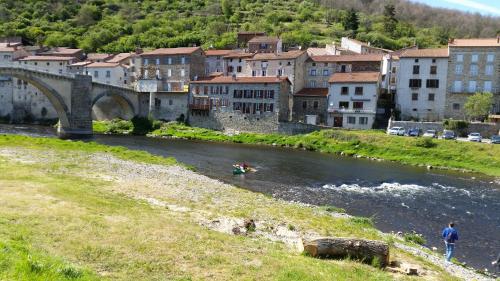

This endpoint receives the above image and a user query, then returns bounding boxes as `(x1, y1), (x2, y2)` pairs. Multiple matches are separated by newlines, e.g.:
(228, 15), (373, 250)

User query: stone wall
(292, 95), (327, 124)
(388, 119), (500, 137)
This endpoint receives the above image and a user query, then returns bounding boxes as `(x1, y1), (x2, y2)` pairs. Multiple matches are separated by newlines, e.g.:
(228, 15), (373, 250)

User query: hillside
(0, 0), (498, 53)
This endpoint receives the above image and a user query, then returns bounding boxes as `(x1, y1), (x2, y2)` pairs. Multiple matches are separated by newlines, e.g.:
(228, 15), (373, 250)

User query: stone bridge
(0, 66), (142, 138)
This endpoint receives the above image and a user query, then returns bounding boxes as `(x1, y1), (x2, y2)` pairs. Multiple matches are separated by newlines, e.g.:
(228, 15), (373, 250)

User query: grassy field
(94, 120), (500, 177)
(0, 134), (459, 280)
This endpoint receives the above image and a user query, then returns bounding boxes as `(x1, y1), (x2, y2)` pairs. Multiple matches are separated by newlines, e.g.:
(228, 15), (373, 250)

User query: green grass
(0, 135), (459, 280)
(94, 120), (500, 177)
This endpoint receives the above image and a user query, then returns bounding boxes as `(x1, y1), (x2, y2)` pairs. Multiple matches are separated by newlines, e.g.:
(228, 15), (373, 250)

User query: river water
(1, 124), (499, 269)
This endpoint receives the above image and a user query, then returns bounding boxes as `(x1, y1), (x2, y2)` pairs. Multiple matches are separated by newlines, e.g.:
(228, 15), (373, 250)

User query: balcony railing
(189, 103), (210, 110)
(327, 107), (376, 114)
(450, 87), (499, 94)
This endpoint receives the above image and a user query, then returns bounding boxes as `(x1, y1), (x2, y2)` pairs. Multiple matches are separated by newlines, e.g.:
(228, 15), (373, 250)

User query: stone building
(189, 76), (291, 133)
(223, 52), (255, 76)
(244, 50), (308, 95)
(292, 88), (328, 125)
(396, 48), (449, 121)
(204, 49), (234, 75)
(38, 47), (85, 61)
(305, 54), (383, 89)
(237, 31), (266, 48)
(340, 37), (392, 55)
(248, 36), (282, 54)
(327, 72), (380, 129)
(17, 56), (77, 75)
(445, 38), (500, 119)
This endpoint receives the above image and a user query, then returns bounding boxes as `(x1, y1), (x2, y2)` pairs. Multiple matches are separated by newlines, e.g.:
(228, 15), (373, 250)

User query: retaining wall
(388, 119), (500, 137)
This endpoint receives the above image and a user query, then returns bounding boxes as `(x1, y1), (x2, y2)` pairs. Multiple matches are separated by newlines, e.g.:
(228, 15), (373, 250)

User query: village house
(86, 53), (114, 62)
(445, 38), (500, 119)
(223, 52), (255, 76)
(189, 76), (292, 133)
(327, 72), (380, 129)
(395, 48), (449, 121)
(17, 56), (76, 75)
(67, 61), (91, 75)
(244, 50), (308, 96)
(204, 49), (234, 75)
(340, 37), (392, 55)
(85, 62), (130, 87)
(107, 52), (139, 84)
(237, 31), (266, 48)
(37, 47), (85, 61)
(248, 36), (282, 54)
(292, 88), (328, 125)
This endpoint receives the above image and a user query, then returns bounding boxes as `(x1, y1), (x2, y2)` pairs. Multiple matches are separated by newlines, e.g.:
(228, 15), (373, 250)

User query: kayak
(232, 163), (256, 175)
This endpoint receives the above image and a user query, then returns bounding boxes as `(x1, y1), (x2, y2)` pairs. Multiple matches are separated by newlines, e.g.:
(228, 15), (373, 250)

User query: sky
(410, 0), (500, 16)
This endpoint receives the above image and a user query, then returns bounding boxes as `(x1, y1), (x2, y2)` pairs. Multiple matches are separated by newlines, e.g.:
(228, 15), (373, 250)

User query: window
(339, 101), (349, 108)
(340, 65), (346, 72)
(233, 90), (242, 98)
(428, 93), (435, 101)
(252, 70), (256, 77)
(430, 65), (437, 74)
(414, 59), (419, 63)
(359, 117), (368, 125)
(309, 80), (316, 87)
(156, 58), (160, 65)
(277, 69), (282, 76)
(312, 63), (316, 66)
(323, 69), (329, 76)
(58, 69), (63, 74)
(409, 79), (421, 88)
(237, 66), (242, 73)
(181, 57), (186, 64)
(347, 116), (356, 124)
(167, 69), (172, 77)
(264, 103), (274, 112)
(456, 54), (463, 62)
(154, 98), (161, 108)
(167, 57), (172, 65)
(354, 87), (363, 95)
(426, 79), (439, 88)
(413, 65), (420, 74)
(106, 70), (111, 78)
(432, 59), (436, 63)
(353, 102), (363, 109)
(487, 54), (495, 62)
(391, 67), (396, 73)
(485, 65), (493, 76)
(310, 69), (317, 76)
(484, 81), (492, 92)
(341, 87), (349, 95)
(453, 103), (460, 110)
(144, 58), (149, 65)
(302, 101), (307, 109)
(453, 81), (462, 92)
(455, 64), (463, 74)
(94, 71), (99, 78)
(313, 101), (319, 109)
(169, 99), (173, 106)
(470, 64), (478, 76)
(412, 93), (418, 101)
(181, 69), (185, 77)
(471, 54), (478, 62)
(468, 81), (476, 92)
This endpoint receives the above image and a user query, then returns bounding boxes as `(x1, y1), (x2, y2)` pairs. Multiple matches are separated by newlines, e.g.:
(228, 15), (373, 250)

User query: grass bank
(0, 135), (459, 280)
(94, 120), (500, 177)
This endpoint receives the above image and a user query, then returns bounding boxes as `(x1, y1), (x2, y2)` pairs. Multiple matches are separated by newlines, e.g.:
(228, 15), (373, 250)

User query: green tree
(221, 0), (233, 20)
(383, 4), (398, 37)
(464, 92), (494, 121)
(342, 9), (359, 33)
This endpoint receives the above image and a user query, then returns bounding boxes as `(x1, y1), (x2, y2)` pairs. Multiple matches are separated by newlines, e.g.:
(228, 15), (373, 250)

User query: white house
(84, 62), (130, 87)
(17, 56), (76, 75)
(341, 37), (391, 55)
(204, 49), (234, 75)
(327, 72), (380, 129)
(395, 48), (449, 121)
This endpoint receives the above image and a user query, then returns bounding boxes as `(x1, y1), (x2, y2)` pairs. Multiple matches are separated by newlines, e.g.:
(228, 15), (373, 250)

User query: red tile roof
(19, 56), (75, 61)
(449, 38), (500, 47)
(87, 53), (113, 60)
(400, 48), (448, 58)
(85, 62), (122, 68)
(294, 88), (328, 97)
(248, 36), (280, 43)
(141, 47), (201, 56)
(39, 48), (82, 55)
(204, 49), (234, 56)
(310, 54), (383, 62)
(329, 72), (380, 83)
(106, 52), (135, 63)
(191, 76), (290, 84)
(247, 50), (306, 61)
(223, 52), (255, 59)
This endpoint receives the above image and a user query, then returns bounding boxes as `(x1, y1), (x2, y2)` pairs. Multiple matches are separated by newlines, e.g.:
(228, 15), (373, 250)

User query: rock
(426, 165), (433, 170)
(244, 219), (256, 232)
(232, 227), (241, 235)
(404, 266), (419, 276)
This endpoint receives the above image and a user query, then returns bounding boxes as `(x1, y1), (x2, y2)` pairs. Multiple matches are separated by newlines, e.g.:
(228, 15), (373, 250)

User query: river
(1, 124), (499, 270)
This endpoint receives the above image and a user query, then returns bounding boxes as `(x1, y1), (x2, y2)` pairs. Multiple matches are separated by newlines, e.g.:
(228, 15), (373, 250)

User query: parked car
(467, 132), (482, 142)
(388, 127), (405, 136)
(491, 135), (500, 144)
(442, 130), (457, 140)
(407, 128), (422, 137)
(423, 130), (438, 138)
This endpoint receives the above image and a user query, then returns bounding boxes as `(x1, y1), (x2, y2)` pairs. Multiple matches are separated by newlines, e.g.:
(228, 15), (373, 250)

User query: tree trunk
(303, 238), (390, 268)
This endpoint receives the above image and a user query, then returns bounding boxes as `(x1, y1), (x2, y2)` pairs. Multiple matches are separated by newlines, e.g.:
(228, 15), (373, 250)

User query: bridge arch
(5, 72), (72, 130)
(91, 90), (137, 120)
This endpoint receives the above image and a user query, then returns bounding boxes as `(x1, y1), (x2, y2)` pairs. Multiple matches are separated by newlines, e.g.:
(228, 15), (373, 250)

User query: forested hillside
(0, 0), (498, 53)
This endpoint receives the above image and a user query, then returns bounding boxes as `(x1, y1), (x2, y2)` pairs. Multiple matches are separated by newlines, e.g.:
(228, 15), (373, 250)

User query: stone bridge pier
(58, 74), (93, 138)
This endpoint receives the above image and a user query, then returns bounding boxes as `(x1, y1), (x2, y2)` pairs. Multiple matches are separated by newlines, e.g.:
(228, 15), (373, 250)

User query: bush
(131, 116), (155, 135)
(403, 232), (426, 245)
(443, 119), (469, 137)
(415, 137), (436, 148)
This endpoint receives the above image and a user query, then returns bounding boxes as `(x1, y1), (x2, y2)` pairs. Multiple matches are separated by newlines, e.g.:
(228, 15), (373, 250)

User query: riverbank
(0, 134), (482, 280)
(94, 120), (500, 177)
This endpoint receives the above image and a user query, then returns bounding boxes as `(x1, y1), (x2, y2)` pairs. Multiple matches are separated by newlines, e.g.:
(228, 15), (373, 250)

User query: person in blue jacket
(442, 222), (459, 263)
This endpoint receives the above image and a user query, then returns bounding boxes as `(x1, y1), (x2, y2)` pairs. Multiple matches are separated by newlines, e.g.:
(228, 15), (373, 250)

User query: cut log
(303, 238), (390, 268)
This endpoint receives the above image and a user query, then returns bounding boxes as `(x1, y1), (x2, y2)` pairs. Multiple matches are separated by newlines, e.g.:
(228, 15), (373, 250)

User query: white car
(423, 130), (438, 138)
(388, 127), (406, 136)
(467, 132), (482, 142)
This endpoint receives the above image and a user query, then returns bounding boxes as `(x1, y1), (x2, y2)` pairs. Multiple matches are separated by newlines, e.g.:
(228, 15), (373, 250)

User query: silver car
(467, 132), (482, 142)
(388, 127), (406, 136)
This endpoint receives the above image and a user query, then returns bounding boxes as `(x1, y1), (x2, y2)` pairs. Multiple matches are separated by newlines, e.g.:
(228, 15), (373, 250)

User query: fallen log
(303, 238), (390, 268)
